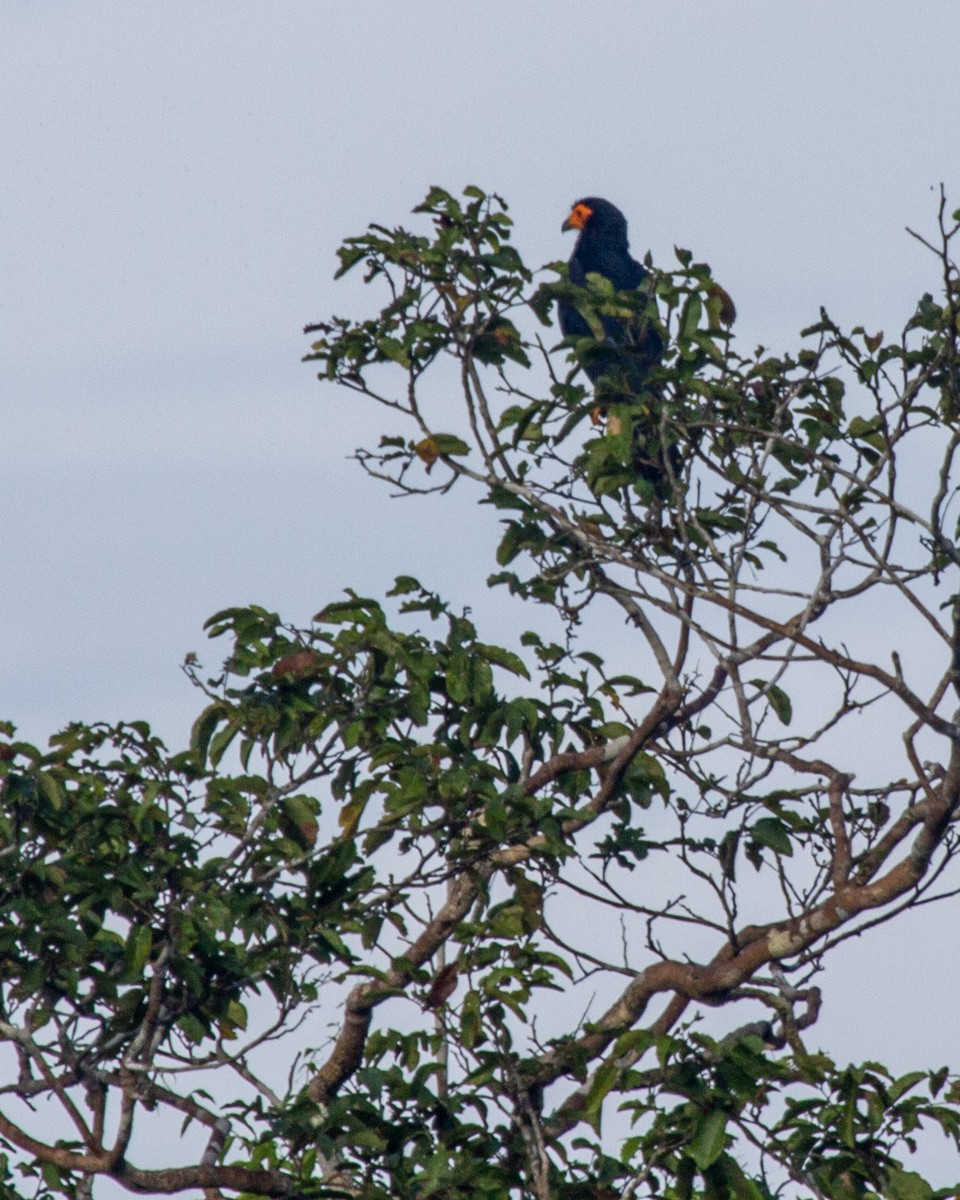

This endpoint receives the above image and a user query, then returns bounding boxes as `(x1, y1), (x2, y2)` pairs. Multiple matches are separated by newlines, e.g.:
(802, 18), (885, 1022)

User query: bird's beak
(562, 203), (591, 233)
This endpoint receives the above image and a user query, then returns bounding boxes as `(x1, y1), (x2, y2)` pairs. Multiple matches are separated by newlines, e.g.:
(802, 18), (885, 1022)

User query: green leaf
(41, 1163), (62, 1190)
(334, 243), (368, 279)
(888, 1070), (927, 1101)
(688, 1108), (728, 1170)
(679, 292), (703, 342)
(477, 643), (530, 680)
(751, 679), (792, 725)
(428, 433), (471, 457)
(339, 795), (368, 838)
(583, 1062), (619, 1132)
(483, 793), (508, 840)
(712, 1153), (767, 1200)
(461, 990), (482, 1049)
(36, 770), (65, 809)
(839, 1082), (857, 1147)
(750, 817), (793, 856)
(389, 575), (422, 595)
(445, 653), (470, 703)
(177, 1013), (207, 1044)
(222, 1000), (249, 1038)
(848, 414), (886, 452)
(190, 703), (225, 766)
(886, 1169), (934, 1200)
(281, 795), (319, 848)
(612, 1028), (655, 1059)
(123, 924), (152, 981)
(208, 722), (239, 769)
(377, 336), (410, 367)
(766, 683), (792, 725)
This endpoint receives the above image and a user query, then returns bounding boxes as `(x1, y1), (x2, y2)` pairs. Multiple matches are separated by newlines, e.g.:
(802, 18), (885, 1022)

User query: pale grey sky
(3, 2), (960, 1183)
(4, 3), (957, 741)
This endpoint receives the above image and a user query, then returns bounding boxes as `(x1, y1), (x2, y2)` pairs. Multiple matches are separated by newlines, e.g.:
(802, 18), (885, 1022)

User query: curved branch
(533, 731), (960, 1135)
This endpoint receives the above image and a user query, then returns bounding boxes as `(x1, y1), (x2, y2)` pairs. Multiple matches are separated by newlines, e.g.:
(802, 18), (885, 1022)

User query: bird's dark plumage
(559, 197), (672, 492)
(562, 198), (643, 292)
(558, 197), (659, 388)
(559, 198), (647, 352)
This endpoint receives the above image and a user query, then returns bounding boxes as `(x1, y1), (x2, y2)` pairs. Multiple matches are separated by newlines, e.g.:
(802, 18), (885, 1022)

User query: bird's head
(561, 197), (629, 240)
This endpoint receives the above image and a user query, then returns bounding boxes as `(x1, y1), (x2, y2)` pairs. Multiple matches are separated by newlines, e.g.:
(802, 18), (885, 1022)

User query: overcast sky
(4, 2), (960, 1184)
(5, 1), (959, 743)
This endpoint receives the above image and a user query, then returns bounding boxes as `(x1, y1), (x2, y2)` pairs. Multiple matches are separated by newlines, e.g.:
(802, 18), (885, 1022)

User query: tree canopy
(2, 185), (960, 1199)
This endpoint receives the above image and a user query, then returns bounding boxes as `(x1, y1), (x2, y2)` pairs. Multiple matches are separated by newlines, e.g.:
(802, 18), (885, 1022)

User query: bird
(560, 199), (645, 325)
(558, 197), (661, 390)
(559, 197), (668, 489)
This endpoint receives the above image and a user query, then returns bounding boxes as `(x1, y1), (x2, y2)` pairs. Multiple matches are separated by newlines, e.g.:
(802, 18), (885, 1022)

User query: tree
(2, 185), (960, 1200)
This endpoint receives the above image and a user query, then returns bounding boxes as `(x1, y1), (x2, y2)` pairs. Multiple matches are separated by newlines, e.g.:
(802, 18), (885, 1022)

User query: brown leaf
(707, 282), (737, 326)
(576, 515), (604, 541)
(424, 961), (459, 1010)
(414, 436), (440, 471)
(272, 649), (323, 681)
(514, 873), (544, 931)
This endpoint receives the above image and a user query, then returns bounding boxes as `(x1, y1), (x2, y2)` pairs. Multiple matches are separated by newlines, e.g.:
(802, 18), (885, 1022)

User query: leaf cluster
(3, 189), (960, 1198)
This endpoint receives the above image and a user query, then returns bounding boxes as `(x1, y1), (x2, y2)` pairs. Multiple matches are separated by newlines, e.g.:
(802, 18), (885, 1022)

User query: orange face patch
(562, 202), (594, 232)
